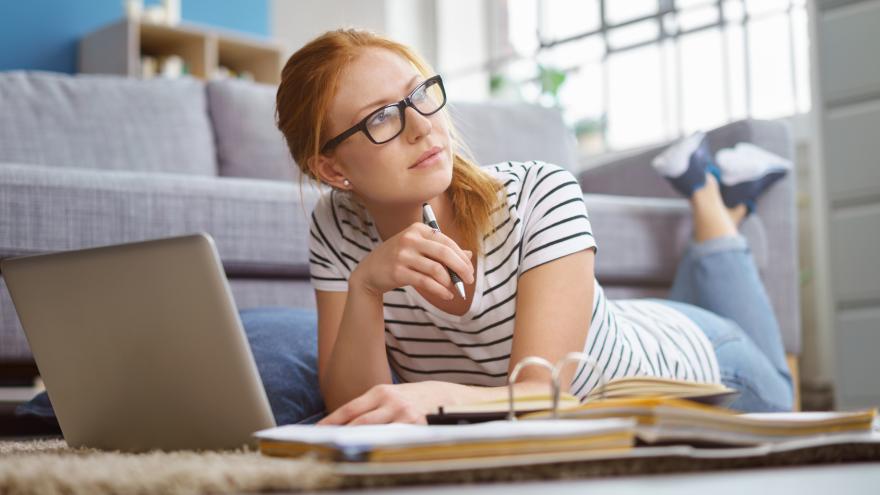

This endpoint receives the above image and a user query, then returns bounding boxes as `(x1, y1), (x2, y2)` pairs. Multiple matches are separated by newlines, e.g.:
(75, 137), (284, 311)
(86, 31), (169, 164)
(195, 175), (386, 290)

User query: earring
(342, 179), (351, 188)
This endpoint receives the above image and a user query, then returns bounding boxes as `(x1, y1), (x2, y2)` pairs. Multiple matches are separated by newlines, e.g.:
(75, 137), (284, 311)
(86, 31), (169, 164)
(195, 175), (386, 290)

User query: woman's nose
(403, 105), (432, 143)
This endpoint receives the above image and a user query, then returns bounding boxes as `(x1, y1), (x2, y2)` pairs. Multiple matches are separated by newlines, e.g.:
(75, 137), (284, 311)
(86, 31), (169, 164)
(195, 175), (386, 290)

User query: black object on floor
(0, 402), (62, 438)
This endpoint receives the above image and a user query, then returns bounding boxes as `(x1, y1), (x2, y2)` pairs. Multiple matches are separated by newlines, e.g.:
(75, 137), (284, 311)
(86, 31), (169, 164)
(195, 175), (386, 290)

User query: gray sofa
(0, 72), (800, 387)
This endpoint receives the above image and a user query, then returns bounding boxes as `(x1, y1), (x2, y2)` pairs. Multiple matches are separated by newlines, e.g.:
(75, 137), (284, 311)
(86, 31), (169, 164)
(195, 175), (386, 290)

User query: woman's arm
(315, 222), (474, 414)
(318, 248), (596, 425)
(316, 284), (391, 413)
(507, 247), (596, 394)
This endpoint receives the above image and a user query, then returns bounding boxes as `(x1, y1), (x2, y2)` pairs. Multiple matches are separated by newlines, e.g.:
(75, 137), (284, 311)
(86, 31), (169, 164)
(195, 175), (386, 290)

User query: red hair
(275, 29), (502, 254)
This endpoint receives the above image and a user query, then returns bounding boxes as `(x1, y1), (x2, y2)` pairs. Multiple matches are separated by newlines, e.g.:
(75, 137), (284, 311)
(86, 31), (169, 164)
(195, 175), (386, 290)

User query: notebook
(254, 418), (637, 462)
(522, 396), (878, 446)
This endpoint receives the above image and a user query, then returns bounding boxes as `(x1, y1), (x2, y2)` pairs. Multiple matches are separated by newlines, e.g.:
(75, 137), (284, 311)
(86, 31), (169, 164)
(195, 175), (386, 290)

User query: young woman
(269, 29), (794, 425)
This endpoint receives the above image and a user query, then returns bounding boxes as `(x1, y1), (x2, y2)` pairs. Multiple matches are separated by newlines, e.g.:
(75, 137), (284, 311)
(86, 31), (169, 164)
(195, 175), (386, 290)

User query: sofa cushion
(0, 163), (319, 275)
(449, 101), (580, 170)
(0, 71), (216, 176)
(207, 79), (300, 181)
(583, 193), (768, 285)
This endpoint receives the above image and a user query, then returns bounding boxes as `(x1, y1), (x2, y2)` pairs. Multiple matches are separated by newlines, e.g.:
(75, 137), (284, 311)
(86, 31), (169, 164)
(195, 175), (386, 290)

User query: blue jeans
(653, 234), (794, 412)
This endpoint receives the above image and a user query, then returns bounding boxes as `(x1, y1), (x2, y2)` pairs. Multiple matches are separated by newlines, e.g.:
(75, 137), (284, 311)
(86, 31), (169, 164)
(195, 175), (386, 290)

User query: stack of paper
(254, 418), (636, 462)
(523, 397), (878, 446)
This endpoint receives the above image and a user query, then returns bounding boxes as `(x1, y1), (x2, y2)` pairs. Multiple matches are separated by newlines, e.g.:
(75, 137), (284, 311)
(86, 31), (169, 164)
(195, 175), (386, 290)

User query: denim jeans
(653, 234), (794, 412)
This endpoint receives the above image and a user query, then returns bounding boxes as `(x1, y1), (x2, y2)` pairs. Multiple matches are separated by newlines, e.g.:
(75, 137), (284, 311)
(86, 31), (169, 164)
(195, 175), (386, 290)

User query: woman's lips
(410, 146), (443, 169)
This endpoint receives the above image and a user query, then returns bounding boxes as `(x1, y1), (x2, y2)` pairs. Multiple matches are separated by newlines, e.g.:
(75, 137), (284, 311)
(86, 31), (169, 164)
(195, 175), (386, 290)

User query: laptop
(0, 233), (276, 451)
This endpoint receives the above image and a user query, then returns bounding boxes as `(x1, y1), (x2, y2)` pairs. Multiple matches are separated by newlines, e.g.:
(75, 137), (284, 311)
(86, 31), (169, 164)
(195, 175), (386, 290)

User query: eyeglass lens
(364, 78), (445, 143)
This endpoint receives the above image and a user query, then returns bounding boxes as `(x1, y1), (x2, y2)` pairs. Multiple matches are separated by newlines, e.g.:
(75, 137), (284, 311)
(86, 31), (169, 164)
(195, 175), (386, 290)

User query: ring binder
(507, 352), (608, 420)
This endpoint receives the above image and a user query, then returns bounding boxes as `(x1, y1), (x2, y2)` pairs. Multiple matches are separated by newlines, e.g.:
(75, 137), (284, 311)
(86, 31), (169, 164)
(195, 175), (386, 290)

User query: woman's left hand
(317, 381), (463, 426)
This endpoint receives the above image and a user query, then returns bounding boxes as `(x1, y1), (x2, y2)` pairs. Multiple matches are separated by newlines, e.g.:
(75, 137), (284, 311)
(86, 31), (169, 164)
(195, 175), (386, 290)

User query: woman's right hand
(350, 222), (474, 300)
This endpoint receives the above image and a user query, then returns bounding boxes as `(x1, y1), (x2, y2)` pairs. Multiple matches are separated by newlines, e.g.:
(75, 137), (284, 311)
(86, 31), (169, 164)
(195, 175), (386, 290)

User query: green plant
(537, 65), (567, 105)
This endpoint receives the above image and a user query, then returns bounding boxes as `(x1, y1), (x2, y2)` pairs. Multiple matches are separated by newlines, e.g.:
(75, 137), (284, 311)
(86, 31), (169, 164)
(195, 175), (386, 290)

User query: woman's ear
(310, 154), (350, 190)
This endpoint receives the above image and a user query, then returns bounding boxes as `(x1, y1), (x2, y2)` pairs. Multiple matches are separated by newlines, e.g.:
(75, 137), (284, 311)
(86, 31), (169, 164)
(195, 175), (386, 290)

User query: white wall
(271, 0), (389, 57)
(270, 0), (491, 100)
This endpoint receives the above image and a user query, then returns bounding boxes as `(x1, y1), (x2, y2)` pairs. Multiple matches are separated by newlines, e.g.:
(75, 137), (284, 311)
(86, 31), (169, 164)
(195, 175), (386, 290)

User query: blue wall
(0, 0), (269, 73)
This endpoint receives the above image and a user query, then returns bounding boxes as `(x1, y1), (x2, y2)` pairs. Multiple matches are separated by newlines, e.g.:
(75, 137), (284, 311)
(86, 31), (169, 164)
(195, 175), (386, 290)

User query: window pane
(507, 0), (539, 56)
(542, 0), (600, 39)
(538, 36), (605, 68)
(677, 0), (715, 8)
(791, 6), (811, 114)
(661, 39), (679, 139)
(607, 45), (665, 149)
(607, 19), (660, 51)
(724, 22), (748, 120)
(447, 72), (490, 102)
(745, 0), (789, 16)
(679, 28), (727, 133)
(723, 0), (745, 22)
(677, 5), (720, 31)
(748, 14), (795, 118)
(605, 0), (658, 25)
(558, 61), (604, 121)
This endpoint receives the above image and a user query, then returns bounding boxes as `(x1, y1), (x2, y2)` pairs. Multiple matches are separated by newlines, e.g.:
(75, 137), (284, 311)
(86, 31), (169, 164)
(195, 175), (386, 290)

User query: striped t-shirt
(308, 161), (720, 400)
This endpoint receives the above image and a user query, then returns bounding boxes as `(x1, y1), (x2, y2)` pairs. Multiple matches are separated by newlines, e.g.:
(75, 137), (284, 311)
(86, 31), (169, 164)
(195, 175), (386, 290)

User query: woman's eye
(371, 110), (387, 124)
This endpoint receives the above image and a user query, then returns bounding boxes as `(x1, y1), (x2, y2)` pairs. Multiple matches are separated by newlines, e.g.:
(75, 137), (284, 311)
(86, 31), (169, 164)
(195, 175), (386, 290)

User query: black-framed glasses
(321, 75), (446, 153)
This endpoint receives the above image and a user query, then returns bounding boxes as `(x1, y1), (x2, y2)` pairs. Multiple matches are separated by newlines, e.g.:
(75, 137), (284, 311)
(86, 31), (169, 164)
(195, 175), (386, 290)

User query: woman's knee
(716, 338), (794, 412)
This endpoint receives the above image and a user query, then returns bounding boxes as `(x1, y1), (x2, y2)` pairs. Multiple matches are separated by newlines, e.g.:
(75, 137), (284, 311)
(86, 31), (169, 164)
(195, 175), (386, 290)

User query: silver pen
(421, 203), (467, 299)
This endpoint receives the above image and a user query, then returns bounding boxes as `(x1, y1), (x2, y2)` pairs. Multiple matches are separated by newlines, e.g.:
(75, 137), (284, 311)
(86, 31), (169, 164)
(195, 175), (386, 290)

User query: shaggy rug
(2, 436), (880, 494)
(0, 438), (340, 494)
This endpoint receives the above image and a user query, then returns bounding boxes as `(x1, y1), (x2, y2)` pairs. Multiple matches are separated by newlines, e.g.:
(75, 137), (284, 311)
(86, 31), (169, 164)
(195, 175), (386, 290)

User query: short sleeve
(308, 197), (350, 292)
(518, 162), (597, 275)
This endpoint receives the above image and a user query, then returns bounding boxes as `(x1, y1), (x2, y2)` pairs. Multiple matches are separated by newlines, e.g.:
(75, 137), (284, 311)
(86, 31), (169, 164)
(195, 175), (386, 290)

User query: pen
(421, 203), (467, 299)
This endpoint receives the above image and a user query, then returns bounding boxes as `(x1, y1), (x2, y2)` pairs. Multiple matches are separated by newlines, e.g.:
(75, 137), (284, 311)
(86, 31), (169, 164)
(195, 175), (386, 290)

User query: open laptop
(0, 233), (276, 451)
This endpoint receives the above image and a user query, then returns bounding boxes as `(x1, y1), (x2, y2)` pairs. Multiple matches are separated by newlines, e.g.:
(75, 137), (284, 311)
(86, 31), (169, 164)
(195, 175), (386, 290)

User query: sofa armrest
(576, 119), (801, 355)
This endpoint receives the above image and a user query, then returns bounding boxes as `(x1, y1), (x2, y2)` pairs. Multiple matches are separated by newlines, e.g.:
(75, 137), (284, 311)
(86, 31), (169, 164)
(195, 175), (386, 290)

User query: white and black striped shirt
(309, 161), (720, 399)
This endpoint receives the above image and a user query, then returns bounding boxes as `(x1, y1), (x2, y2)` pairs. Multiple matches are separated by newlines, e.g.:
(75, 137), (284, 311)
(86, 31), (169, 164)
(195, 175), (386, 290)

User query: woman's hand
(350, 222), (474, 301)
(317, 381), (462, 426)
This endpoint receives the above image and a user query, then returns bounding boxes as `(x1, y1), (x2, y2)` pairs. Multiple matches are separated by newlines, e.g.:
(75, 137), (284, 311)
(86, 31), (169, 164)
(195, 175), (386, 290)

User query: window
(470, 0), (811, 153)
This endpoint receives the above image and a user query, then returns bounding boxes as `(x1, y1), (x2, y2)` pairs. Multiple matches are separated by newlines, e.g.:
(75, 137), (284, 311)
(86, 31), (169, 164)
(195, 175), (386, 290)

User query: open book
(428, 352), (738, 424)
(584, 375), (739, 405)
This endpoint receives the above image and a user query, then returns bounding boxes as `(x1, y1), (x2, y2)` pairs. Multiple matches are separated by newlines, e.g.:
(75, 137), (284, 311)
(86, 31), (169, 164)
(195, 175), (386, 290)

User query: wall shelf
(79, 18), (282, 84)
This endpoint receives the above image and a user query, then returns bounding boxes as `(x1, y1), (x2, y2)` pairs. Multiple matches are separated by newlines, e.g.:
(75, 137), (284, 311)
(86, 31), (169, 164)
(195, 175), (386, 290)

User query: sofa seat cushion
(0, 72), (217, 176)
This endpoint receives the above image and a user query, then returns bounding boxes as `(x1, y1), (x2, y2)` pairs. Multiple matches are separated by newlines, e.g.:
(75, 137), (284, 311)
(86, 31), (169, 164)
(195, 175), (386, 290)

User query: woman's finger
(346, 406), (397, 426)
(397, 265), (455, 300)
(418, 239), (474, 284)
(317, 388), (382, 425)
(416, 224), (471, 266)
(404, 251), (453, 287)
